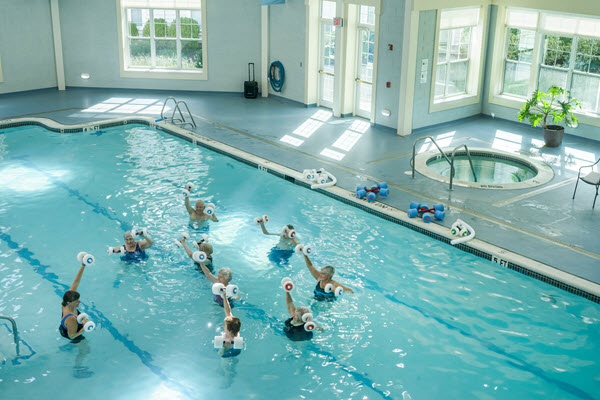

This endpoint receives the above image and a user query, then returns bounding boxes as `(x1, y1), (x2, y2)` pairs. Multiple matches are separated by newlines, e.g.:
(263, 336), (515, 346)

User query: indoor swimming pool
(0, 124), (599, 399)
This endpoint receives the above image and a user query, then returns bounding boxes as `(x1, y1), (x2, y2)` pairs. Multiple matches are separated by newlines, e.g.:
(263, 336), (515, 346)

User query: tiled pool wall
(1, 118), (598, 304)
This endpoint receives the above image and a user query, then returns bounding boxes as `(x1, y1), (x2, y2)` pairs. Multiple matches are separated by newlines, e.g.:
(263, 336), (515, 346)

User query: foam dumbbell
(205, 203), (215, 216)
(182, 182), (194, 197)
(175, 232), (191, 248)
(281, 277), (294, 292)
(294, 244), (313, 256)
(192, 251), (208, 263)
(254, 215), (269, 225)
(136, 228), (148, 237)
(226, 285), (239, 298)
(367, 192), (376, 202)
(77, 252), (95, 266)
(302, 313), (316, 332)
(212, 283), (225, 297)
(76, 313), (96, 332)
(316, 174), (327, 185)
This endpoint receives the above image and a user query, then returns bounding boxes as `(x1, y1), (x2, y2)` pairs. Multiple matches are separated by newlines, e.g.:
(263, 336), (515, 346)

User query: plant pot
(543, 125), (564, 147)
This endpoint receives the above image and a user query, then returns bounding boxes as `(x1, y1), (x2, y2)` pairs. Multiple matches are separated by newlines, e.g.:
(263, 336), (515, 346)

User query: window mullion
(566, 36), (578, 94)
(176, 10), (182, 69)
(150, 10), (156, 68)
(529, 31), (543, 96)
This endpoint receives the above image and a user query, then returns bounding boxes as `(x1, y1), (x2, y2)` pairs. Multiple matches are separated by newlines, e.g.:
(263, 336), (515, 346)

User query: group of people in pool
(60, 189), (353, 359)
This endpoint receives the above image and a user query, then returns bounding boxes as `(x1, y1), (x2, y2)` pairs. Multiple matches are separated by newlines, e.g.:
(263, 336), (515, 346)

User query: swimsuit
(283, 317), (313, 341)
(120, 243), (148, 262)
(314, 281), (335, 301)
(219, 342), (242, 358)
(214, 295), (234, 308)
(268, 247), (293, 265)
(59, 310), (85, 343)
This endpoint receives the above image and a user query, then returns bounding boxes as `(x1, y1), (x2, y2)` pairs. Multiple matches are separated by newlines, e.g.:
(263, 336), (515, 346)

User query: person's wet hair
(62, 290), (80, 307)
(225, 316), (241, 335)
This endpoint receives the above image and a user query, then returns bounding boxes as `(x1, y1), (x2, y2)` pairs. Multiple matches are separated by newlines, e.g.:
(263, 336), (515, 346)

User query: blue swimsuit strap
(61, 313), (76, 329)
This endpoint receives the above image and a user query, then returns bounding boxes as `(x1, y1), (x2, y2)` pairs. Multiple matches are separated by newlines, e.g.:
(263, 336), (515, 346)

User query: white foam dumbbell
(175, 232), (191, 248)
(182, 182), (195, 197)
(281, 277), (294, 292)
(192, 251), (208, 263)
(107, 245), (125, 255)
(212, 282), (225, 297)
(254, 215), (269, 225)
(213, 336), (244, 349)
(324, 283), (344, 296)
(294, 244), (313, 256)
(205, 203), (216, 216)
(282, 226), (296, 239)
(76, 313), (96, 332)
(226, 284), (239, 298)
(316, 174), (328, 185)
(193, 234), (209, 249)
(77, 252), (95, 266)
(334, 286), (344, 296)
(302, 313), (316, 332)
(136, 228), (149, 237)
(324, 283), (333, 293)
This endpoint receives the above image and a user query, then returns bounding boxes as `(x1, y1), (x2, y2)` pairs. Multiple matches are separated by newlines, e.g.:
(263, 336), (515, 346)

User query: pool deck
(1, 87), (599, 295)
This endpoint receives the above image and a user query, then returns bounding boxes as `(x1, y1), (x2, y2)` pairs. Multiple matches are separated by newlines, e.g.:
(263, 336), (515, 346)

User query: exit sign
(333, 17), (343, 27)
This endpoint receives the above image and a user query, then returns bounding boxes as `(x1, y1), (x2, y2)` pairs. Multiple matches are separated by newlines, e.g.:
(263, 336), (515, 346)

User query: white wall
(0, 0), (57, 94)
(58, 0), (262, 92)
(268, 1), (306, 103)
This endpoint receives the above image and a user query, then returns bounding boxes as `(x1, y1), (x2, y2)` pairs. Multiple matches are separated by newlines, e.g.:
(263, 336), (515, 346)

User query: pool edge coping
(2, 116), (599, 304)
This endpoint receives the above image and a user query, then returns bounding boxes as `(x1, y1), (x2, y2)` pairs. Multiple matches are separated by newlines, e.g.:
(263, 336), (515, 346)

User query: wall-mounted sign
(333, 17), (343, 27)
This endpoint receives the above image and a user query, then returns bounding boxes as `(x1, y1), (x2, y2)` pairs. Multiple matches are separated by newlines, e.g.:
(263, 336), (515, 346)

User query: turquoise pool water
(427, 155), (537, 184)
(0, 124), (599, 399)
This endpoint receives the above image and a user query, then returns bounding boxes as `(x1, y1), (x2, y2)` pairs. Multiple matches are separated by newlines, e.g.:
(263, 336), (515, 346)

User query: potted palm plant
(518, 85), (582, 147)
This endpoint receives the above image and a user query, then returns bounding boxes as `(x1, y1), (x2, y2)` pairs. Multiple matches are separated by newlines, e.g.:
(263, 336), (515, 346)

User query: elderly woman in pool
(303, 254), (353, 300)
(197, 262), (241, 306)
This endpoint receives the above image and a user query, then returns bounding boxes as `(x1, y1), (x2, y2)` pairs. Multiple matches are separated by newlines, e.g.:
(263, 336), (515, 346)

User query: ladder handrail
(449, 145), (478, 191)
(160, 97), (179, 122)
(160, 97), (197, 128)
(0, 315), (20, 356)
(412, 136), (452, 178)
(176, 101), (197, 128)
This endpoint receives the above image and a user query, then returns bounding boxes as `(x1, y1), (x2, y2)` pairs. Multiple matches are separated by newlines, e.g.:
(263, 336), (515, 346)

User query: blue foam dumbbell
(434, 210), (445, 220)
(367, 192), (377, 202)
(434, 204), (444, 212)
(422, 213), (433, 223)
(407, 208), (419, 218)
(379, 182), (388, 189)
(356, 189), (367, 199)
(409, 201), (420, 210)
(379, 188), (390, 196)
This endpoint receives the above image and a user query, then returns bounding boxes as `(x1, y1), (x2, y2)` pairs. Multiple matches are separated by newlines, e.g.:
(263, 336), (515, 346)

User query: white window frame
(0, 55), (3, 83)
(488, 6), (600, 127)
(116, 0), (208, 80)
(429, 5), (487, 113)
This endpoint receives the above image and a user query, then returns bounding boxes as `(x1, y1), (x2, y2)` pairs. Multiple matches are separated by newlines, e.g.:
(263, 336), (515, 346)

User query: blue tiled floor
(1, 87), (599, 286)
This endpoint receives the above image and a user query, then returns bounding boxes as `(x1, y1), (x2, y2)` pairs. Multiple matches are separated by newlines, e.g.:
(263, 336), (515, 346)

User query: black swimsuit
(283, 317), (313, 341)
(59, 309), (85, 343)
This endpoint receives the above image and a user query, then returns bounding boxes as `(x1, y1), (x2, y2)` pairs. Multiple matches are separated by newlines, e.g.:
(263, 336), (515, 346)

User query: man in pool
(256, 217), (299, 265)
(283, 290), (321, 341)
(108, 229), (153, 262)
(179, 235), (214, 272)
(185, 197), (219, 222)
(217, 295), (243, 358)
(303, 254), (353, 300)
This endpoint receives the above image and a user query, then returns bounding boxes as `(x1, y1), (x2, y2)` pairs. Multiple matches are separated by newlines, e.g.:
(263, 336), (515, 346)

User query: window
(497, 8), (600, 116)
(118, 0), (207, 79)
(435, 27), (471, 98)
(503, 28), (535, 97)
(0, 55), (3, 83)
(431, 6), (486, 109)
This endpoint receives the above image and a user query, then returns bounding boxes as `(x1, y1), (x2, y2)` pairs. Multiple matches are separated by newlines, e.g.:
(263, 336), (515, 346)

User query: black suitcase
(244, 63), (258, 99)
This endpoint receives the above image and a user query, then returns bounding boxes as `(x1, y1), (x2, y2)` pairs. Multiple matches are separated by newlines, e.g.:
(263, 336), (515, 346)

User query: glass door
(354, 6), (375, 119)
(318, 1), (336, 108)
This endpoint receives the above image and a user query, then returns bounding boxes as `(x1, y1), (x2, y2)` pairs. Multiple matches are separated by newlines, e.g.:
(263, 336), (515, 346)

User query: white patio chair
(572, 157), (600, 209)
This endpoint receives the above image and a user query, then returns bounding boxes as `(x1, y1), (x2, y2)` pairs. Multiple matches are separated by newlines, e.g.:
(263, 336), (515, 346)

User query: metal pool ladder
(159, 97), (197, 128)
(0, 315), (20, 356)
(411, 137), (477, 190)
